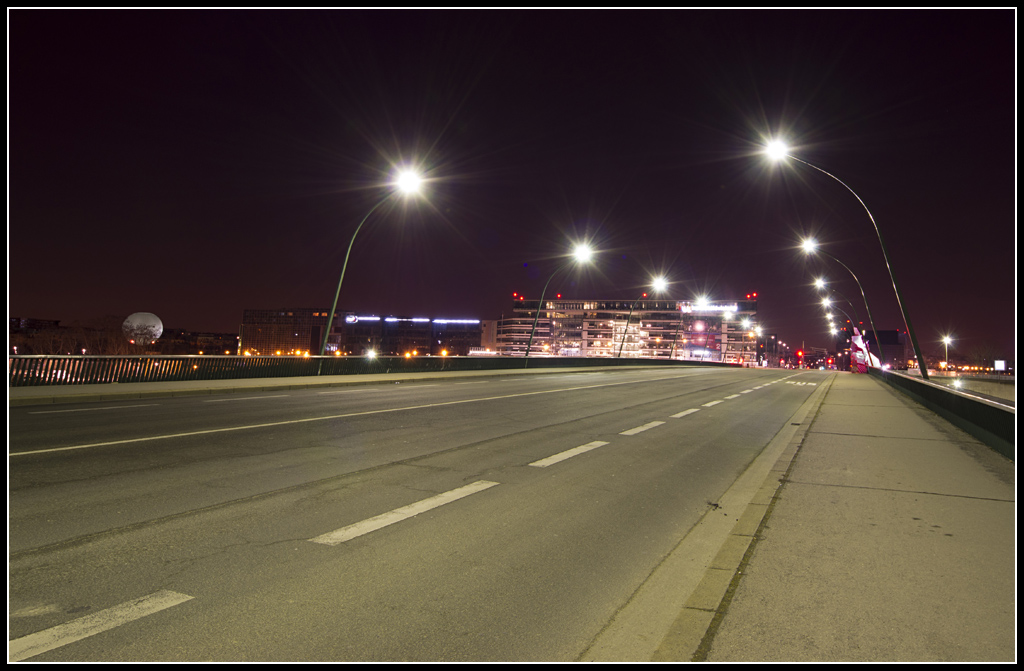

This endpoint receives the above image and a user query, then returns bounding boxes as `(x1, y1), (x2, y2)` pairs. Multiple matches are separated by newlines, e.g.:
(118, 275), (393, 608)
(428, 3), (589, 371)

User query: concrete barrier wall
(868, 368), (1015, 460)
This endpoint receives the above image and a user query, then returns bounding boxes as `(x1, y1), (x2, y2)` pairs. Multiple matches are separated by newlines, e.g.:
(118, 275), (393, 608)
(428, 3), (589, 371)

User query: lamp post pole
(770, 143), (929, 379)
(524, 269), (562, 363)
(318, 170), (423, 357)
(617, 278), (667, 358)
(319, 196), (389, 357)
(524, 245), (593, 365)
(804, 241), (882, 366)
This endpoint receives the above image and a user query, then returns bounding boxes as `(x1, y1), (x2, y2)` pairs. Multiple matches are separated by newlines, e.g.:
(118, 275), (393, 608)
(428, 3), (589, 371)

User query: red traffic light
(796, 350), (804, 357)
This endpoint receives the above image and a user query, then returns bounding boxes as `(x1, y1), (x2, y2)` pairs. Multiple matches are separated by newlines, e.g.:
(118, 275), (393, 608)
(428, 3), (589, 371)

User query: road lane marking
(724, 394), (740, 399)
(740, 389), (753, 393)
(309, 480), (500, 546)
(670, 409), (700, 418)
(10, 374), (698, 457)
(702, 400), (723, 407)
(27, 404), (160, 415)
(204, 395), (290, 402)
(620, 421), (666, 436)
(530, 441), (610, 468)
(8, 590), (194, 662)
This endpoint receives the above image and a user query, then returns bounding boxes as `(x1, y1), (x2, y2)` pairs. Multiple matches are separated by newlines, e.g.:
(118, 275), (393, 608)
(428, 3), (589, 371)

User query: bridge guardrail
(868, 367), (1015, 460)
(8, 354), (735, 388)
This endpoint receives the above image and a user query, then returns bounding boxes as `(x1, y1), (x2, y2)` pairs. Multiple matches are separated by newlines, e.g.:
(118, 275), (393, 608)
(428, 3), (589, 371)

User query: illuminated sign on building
(677, 302), (739, 314)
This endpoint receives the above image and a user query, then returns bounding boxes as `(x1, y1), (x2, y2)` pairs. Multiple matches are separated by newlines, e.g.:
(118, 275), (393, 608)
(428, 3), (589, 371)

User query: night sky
(9, 10), (1016, 360)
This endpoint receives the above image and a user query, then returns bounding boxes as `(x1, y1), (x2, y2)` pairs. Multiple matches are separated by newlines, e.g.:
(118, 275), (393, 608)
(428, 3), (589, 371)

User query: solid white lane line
(27, 404), (160, 415)
(309, 480), (500, 546)
(620, 421), (665, 436)
(529, 441), (610, 468)
(11, 374), (695, 457)
(670, 408), (700, 418)
(204, 395), (290, 403)
(8, 590), (194, 662)
(702, 400), (723, 407)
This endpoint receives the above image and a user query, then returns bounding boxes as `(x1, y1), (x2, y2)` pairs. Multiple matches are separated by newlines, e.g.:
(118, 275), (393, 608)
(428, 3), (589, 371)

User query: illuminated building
(494, 297), (762, 363)
(333, 315), (482, 357)
(238, 308), (482, 356)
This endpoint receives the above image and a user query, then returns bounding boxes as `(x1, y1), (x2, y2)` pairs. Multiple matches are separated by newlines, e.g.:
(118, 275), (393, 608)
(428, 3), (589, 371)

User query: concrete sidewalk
(657, 372), (1016, 662)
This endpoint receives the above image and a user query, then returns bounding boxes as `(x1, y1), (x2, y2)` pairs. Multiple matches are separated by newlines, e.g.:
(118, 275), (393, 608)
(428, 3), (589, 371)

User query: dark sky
(9, 9), (1017, 359)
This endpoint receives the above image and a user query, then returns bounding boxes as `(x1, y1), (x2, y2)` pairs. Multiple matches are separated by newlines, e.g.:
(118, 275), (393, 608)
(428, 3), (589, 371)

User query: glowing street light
(769, 142), (929, 379)
(318, 168), (424, 356)
(942, 335), (954, 367)
(801, 238), (882, 363)
(617, 276), (669, 358)
(524, 244), (595, 362)
(815, 277), (862, 327)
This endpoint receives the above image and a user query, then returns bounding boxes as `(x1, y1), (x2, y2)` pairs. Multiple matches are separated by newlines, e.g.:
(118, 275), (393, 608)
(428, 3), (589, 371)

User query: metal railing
(8, 354), (733, 388)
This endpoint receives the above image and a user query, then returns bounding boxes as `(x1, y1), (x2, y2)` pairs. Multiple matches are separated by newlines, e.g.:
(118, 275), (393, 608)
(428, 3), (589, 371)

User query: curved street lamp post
(769, 142), (929, 379)
(524, 245), (594, 365)
(617, 277), (668, 358)
(318, 171), (423, 357)
(802, 238), (886, 366)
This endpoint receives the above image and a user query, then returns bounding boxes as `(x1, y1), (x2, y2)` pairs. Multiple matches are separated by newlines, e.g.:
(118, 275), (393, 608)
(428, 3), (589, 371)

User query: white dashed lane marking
(309, 481), (500, 546)
(530, 441), (610, 468)
(9, 590), (195, 662)
(619, 421), (666, 436)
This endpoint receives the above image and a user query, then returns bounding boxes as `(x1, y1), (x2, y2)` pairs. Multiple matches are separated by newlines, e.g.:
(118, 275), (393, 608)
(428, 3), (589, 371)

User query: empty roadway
(10, 366), (827, 661)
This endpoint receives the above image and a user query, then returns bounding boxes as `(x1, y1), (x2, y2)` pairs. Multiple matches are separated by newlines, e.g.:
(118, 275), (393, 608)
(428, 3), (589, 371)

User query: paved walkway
(653, 372), (1016, 662)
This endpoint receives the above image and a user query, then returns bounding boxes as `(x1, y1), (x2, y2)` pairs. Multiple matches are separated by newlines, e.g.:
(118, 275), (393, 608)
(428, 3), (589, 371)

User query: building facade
(332, 315), (483, 356)
(494, 297), (762, 363)
(238, 308), (331, 356)
(238, 308), (483, 357)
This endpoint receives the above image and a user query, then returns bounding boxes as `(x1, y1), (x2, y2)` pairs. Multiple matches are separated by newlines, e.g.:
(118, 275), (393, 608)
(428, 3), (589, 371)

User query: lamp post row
(319, 144), (932, 375)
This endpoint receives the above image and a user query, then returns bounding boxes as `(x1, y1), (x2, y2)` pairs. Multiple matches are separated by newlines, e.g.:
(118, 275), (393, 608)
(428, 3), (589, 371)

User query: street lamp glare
(801, 238), (818, 254)
(765, 140), (789, 161)
(395, 170), (423, 194)
(652, 276), (669, 292)
(573, 244), (594, 263)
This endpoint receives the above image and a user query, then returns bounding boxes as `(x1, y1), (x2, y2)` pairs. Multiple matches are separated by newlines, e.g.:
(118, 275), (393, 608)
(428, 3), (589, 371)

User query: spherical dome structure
(122, 312), (164, 344)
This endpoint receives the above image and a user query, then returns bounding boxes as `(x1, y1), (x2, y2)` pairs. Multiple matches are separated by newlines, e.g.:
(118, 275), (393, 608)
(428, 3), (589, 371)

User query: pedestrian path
(654, 372), (1015, 662)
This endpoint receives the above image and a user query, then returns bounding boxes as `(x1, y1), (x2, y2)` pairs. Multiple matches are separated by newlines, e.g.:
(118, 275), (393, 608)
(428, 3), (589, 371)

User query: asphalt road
(9, 366), (829, 661)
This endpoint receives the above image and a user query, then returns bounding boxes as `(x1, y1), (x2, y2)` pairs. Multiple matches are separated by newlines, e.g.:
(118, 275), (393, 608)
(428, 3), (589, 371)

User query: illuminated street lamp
(524, 244), (594, 363)
(816, 278), (863, 329)
(318, 169), (423, 356)
(617, 276), (669, 358)
(942, 335), (954, 368)
(801, 238), (883, 363)
(769, 142), (929, 379)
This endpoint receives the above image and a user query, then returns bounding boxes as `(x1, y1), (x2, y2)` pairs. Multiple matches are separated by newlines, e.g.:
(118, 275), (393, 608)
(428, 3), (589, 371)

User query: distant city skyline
(9, 10), (1015, 358)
